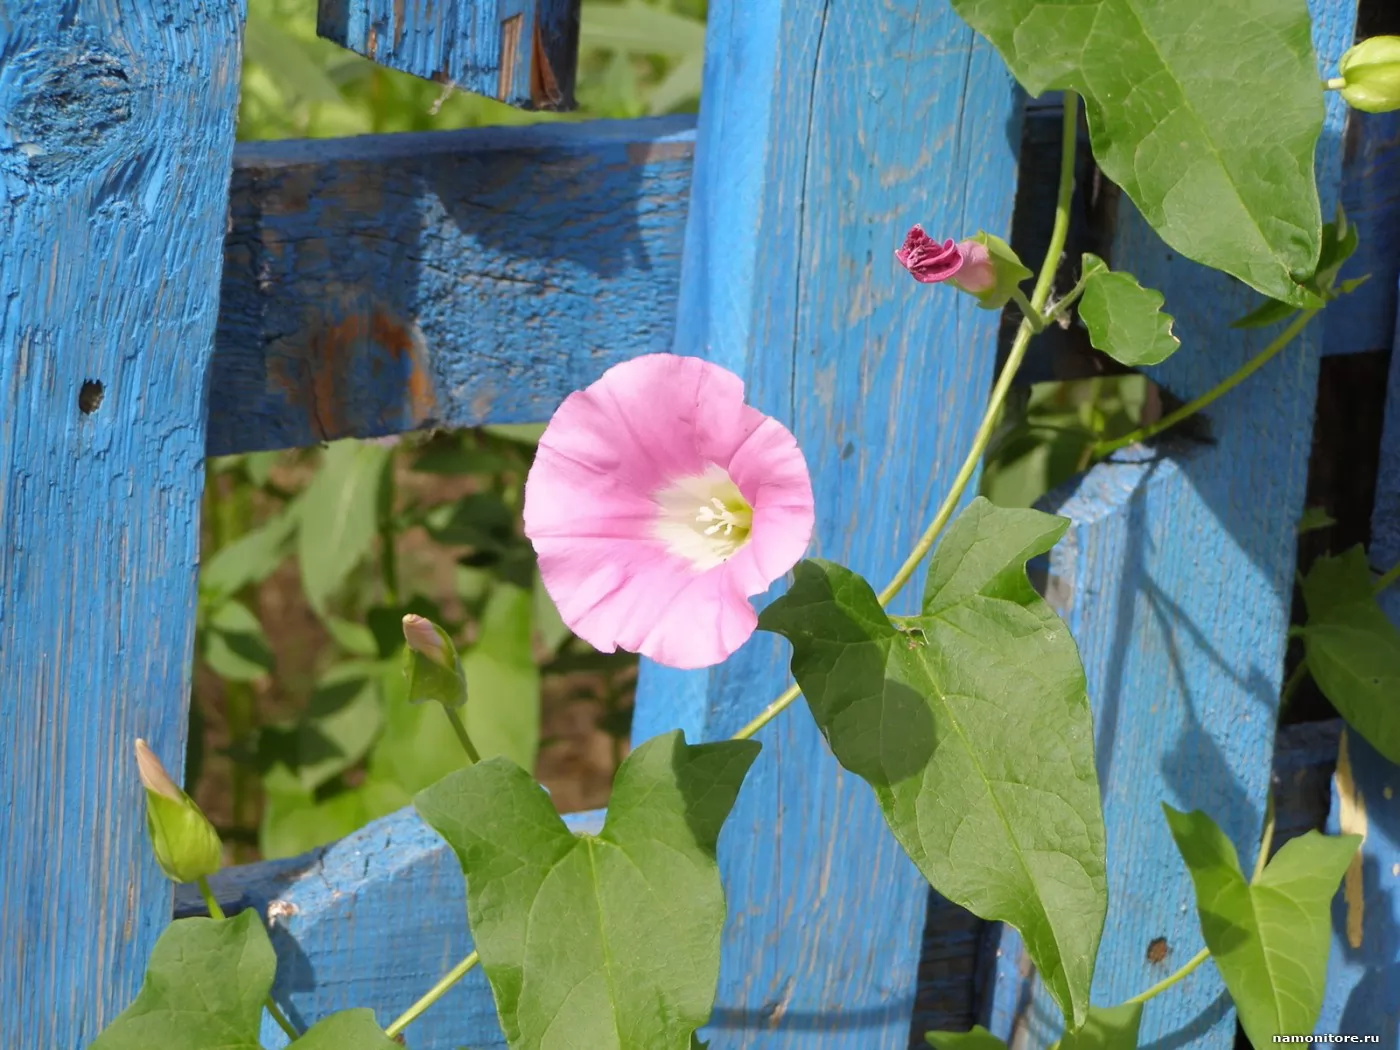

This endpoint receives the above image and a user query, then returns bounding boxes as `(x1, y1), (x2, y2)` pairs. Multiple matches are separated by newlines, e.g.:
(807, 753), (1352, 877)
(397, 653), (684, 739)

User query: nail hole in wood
(79, 379), (104, 414)
(1146, 936), (1169, 964)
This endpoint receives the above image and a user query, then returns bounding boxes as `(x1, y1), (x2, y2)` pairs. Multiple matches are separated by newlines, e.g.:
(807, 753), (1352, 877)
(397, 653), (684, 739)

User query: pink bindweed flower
(523, 354), (815, 670)
(895, 225), (965, 283)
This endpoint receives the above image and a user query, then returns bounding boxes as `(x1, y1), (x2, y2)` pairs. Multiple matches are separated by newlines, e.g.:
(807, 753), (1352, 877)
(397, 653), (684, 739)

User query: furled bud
(951, 232), (1033, 310)
(894, 226), (965, 284)
(134, 739), (222, 884)
(402, 614), (467, 709)
(1336, 36), (1400, 113)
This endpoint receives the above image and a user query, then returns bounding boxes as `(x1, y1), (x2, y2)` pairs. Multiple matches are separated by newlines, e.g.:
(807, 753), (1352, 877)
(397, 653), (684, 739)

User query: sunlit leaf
(950, 0), (1325, 306)
(203, 599), (275, 682)
(1077, 254), (1180, 366)
(416, 731), (759, 1050)
(759, 497), (1106, 1026)
(296, 439), (392, 614)
(1164, 806), (1359, 1046)
(288, 1009), (400, 1048)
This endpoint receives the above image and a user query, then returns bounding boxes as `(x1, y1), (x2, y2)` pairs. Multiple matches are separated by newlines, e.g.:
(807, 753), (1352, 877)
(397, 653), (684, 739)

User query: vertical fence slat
(1315, 284), (1400, 1048)
(982, 3), (1358, 1048)
(0, 3), (242, 1043)
(626, 1), (1023, 1045)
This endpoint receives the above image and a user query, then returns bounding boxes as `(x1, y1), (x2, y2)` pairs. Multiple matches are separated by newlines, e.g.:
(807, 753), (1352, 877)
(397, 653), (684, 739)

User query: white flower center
(652, 464), (754, 571)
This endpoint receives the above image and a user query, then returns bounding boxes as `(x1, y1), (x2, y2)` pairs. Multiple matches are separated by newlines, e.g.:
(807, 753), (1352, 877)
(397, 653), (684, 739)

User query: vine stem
(197, 877), (300, 1040)
(1375, 559), (1400, 595)
(735, 90), (1082, 743)
(1093, 308), (1320, 458)
(1122, 946), (1211, 1006)
(445, 706), (482, 764)
(384, 951), (480, 1039)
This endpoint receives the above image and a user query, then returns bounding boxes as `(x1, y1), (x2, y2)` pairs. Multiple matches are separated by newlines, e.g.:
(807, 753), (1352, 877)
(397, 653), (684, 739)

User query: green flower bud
(1336, 36), (1400, 113)
(401, 613), (467, 709)
(134, 739), (222, 884)
(951, 232), (1033, 310)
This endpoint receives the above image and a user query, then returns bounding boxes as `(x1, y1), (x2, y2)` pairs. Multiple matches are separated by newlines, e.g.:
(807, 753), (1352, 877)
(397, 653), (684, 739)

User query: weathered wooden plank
(1317, 730), (1400, 1047)
(316, 0), (579, 109)
(209, 115), (693, 456)
(173, 808), (602, 1048)
(620, 2), (1022, 1047)
(0, 3), (242, 1045)
(982, 5), (1358, 1047)
(1315, 286), (1400, 1047)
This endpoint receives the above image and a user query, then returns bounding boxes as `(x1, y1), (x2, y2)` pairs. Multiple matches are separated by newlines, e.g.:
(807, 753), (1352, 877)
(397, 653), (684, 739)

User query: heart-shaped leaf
(1300, 546), (1400, 763)
(288, 1009), (400, 1048)
(1164, 806), (1360, 1046)
(759, 497), (1106, 1026)
(1054, 1003), (1143, 1050)
(950, 0), (1325, 306)
(1077, 255), (1180, 366)
(416, 731), (760, 1050)
(90, 912), (274, 1049)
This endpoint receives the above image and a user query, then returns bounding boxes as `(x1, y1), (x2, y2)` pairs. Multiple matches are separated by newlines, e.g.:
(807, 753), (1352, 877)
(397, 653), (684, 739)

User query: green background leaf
(90, 913), (274, 1049)
(758, 498), (1106, 1026)
(1055, 1003), (1142, 1050)
(203, 599), (276, 682)
(927, 1026), (1010, 1050)
(1164, 806), (1359, 1046)
(1301, 547), (1400, 762)
(416, 731), (760, 1050)
(296, 440), (392, 613)
(949, 0), (1324, 306)
(1077, 254), (1180, 366)
(463, 583), (542, 771)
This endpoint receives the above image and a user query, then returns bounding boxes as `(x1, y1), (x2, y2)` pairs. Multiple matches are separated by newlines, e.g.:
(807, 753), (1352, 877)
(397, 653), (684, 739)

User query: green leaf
(1076, 255), (1180, 366)
(1054, 1004), (1143, 1050)
(481, 422), (547, 446)
(950, 0), (1324, 307)
(256, 662), (384, 794)
(1296, 506), (1336, 535)
(90, 912), (273, 1049)
(244, 11), (345, 104)
(1301, 547), (1400, 762)
(297, 439), (392, 614)
(203, 599), (275, 682)
(580, 1), (706, 55)
(370, 657), (474, 794)
(1231, 297), (1298, 331)
(416, 730), (760, 1050)
(648, 49), (704, 115)
(1163, 807), (1360, 1046)
(758, 497), (1106, 1026)
(325, 616), (380, 657)
(288, 1009), (401, 1048)
(201, 508), (297, 602)
(422, 492), (518, 550)
(927, 1026), (1009, 1050)
(1232, 207), (1360, 326)
(464, 584), (542, 770)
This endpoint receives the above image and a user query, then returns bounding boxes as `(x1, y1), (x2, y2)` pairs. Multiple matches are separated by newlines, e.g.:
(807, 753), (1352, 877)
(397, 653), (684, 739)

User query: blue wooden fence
(2, 1), (1398, 1048)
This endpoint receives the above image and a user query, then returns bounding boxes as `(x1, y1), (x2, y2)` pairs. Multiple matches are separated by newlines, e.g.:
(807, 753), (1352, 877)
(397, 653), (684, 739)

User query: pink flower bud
(134, 739), (183, 803)
(894, 225), (965, 284)
(402, 613), (452, 668)
(950, 240), (996, 294)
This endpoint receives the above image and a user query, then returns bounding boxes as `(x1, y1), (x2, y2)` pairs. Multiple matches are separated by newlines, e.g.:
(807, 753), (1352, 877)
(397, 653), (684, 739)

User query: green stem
(384, 950), (480, 1039)
(1045, 271), (1090, 322)
(380, 463), (400, 607)
(1123, 946), (1211, 1005)
(1280, 659), (1309, 708)
(445, 706), (482, 764)
(197, 877), (299, 1040)
(1252, 793), (1276, 882)
(1010, 286), (1047, 332)
(1093, 308), (1320, 458)
(734, 92), (1082, 743)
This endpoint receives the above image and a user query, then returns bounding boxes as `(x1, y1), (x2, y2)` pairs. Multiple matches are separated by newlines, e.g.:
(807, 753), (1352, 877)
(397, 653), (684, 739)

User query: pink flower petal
(895, 224), (964, 284)
(524, 354), (815, 669)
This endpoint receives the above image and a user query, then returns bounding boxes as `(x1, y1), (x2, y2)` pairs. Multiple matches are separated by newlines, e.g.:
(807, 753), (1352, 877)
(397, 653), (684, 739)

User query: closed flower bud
(951, 232), (1033, 310)
(402, 614), (467, 709)
(134, 739), (222, 884)
(1336, 36), (1400, 113)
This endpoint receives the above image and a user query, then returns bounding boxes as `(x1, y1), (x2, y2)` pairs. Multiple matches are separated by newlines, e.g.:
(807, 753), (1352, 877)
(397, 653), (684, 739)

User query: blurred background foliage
(196, 0), (1144, 865)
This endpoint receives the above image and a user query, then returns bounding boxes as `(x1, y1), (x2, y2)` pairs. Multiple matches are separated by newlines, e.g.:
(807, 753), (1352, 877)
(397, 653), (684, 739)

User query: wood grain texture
(982, 5), (1358, 1047)
(209, 115), (693, 456)
(624, 2), (1023, 1047)
(1317, 730), (1400, 1047)
(173, 808), (603, 1048)
(0, 2), (242, 1045)
(316, 0), (579, 109)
